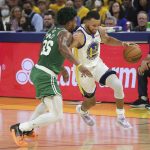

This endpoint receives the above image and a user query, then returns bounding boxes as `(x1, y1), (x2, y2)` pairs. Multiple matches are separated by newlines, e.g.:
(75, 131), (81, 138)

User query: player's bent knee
(114, 79), (123, 90)
(114, 80), (124, 99)
(106, 74), (124, 99)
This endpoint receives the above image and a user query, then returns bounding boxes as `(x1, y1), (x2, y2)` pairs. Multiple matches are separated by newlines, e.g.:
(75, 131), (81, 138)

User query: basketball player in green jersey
(10, 7), (92, 147)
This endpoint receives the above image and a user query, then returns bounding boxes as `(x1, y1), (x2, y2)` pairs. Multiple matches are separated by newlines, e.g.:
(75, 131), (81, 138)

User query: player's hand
(61, 67), (69, 82)
(138, 66), (144, 75)
(141, 60), (149, 71)
(122, 42), (138, 47)
(78, 65), (93, 77)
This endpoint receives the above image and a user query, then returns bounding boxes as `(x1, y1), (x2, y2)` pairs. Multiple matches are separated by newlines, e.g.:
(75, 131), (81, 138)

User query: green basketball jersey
(38, 26), (65, 74)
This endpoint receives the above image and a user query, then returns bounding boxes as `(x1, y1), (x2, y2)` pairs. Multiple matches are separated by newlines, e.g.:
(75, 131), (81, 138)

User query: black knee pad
(99, 69), (116, 86)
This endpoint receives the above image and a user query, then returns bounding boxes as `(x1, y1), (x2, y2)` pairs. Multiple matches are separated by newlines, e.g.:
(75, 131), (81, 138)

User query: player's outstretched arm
(99, 26), (128, 46)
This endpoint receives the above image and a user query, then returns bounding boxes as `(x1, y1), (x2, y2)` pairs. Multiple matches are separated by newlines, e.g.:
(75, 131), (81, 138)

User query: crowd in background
(0, 0), (150, 32)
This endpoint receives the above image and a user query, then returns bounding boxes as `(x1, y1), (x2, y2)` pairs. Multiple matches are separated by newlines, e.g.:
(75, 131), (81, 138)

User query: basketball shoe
(10, 123), (28, 147)
(145, 104), (150, 110)
(24, 129), (38, 140)
(76, 105), (95, 126)
(130, 98), (149, 108)
(116, 115), (132, 129)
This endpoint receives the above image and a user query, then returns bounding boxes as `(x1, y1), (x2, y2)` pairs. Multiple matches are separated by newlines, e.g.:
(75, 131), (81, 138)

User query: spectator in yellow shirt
(93, 0), (110, 24)
(33, 6), (40, 14)
(49, 0), (66, 13)
(74, 0), (89, 20)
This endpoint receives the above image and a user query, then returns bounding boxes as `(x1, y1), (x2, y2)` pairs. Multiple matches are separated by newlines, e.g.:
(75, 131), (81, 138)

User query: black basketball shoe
(10, 123), (28, 147)
(130, 99), (149, 108)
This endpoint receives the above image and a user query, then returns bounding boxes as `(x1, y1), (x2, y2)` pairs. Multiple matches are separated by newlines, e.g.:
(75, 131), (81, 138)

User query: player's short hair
(57, 7), (77, 25)
(86, 11), (100, 20)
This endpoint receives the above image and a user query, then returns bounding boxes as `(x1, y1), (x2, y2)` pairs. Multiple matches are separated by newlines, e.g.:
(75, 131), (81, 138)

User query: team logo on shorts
(87, 42), (99, 60)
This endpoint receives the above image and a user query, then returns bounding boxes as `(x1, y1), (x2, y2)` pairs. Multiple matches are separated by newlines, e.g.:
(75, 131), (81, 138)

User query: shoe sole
(24, 133), (38, 140)
(10, 129), (28, 147)
(145, 107), (150, 110)
(116, 122), (132, 130)
(130, 104), (147, 108)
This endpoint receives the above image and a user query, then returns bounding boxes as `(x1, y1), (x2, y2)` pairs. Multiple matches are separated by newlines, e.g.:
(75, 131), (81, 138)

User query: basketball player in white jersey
(71, 11), (132, 129)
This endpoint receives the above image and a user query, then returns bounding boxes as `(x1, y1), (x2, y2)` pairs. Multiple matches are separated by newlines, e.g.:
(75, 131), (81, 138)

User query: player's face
(86, 18), (100, 34)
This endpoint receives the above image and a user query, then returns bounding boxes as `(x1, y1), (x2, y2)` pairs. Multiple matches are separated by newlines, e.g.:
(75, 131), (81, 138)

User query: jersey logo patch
(87, 42), (99, 60)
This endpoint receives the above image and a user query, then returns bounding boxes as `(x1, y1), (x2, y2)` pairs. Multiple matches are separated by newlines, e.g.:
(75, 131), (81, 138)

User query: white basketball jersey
(74, 25), (102, 67)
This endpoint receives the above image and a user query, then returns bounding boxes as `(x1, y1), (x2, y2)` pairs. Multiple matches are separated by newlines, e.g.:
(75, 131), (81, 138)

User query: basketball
(123, 44), (142, 63)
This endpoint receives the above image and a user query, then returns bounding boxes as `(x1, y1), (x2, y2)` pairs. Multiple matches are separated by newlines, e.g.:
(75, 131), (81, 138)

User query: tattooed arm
(58, 30), (93, 77)
(60, 66), (69, 83)
(58, 30), (80, 66)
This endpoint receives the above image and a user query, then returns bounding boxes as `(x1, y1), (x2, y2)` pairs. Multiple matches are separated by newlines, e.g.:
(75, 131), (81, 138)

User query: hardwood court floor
(0, 97), (150, 150)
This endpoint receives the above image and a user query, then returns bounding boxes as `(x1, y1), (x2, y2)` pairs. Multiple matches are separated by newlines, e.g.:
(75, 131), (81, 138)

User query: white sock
(116, 108), (125, 119)
(78, 105), (87, 114)
(19, 122), (33, 132)
(30, 102), (47, 120)
(19, 95), (63, 132)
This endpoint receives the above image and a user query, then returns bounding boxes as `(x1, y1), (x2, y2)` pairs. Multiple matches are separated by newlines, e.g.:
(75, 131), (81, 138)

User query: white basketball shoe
(116, 115), (132, 129)
(76, 105), (95, 126)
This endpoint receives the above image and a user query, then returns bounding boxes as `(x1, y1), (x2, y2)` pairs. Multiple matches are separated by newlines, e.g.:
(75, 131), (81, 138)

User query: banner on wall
(0, 43), (149, 103)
